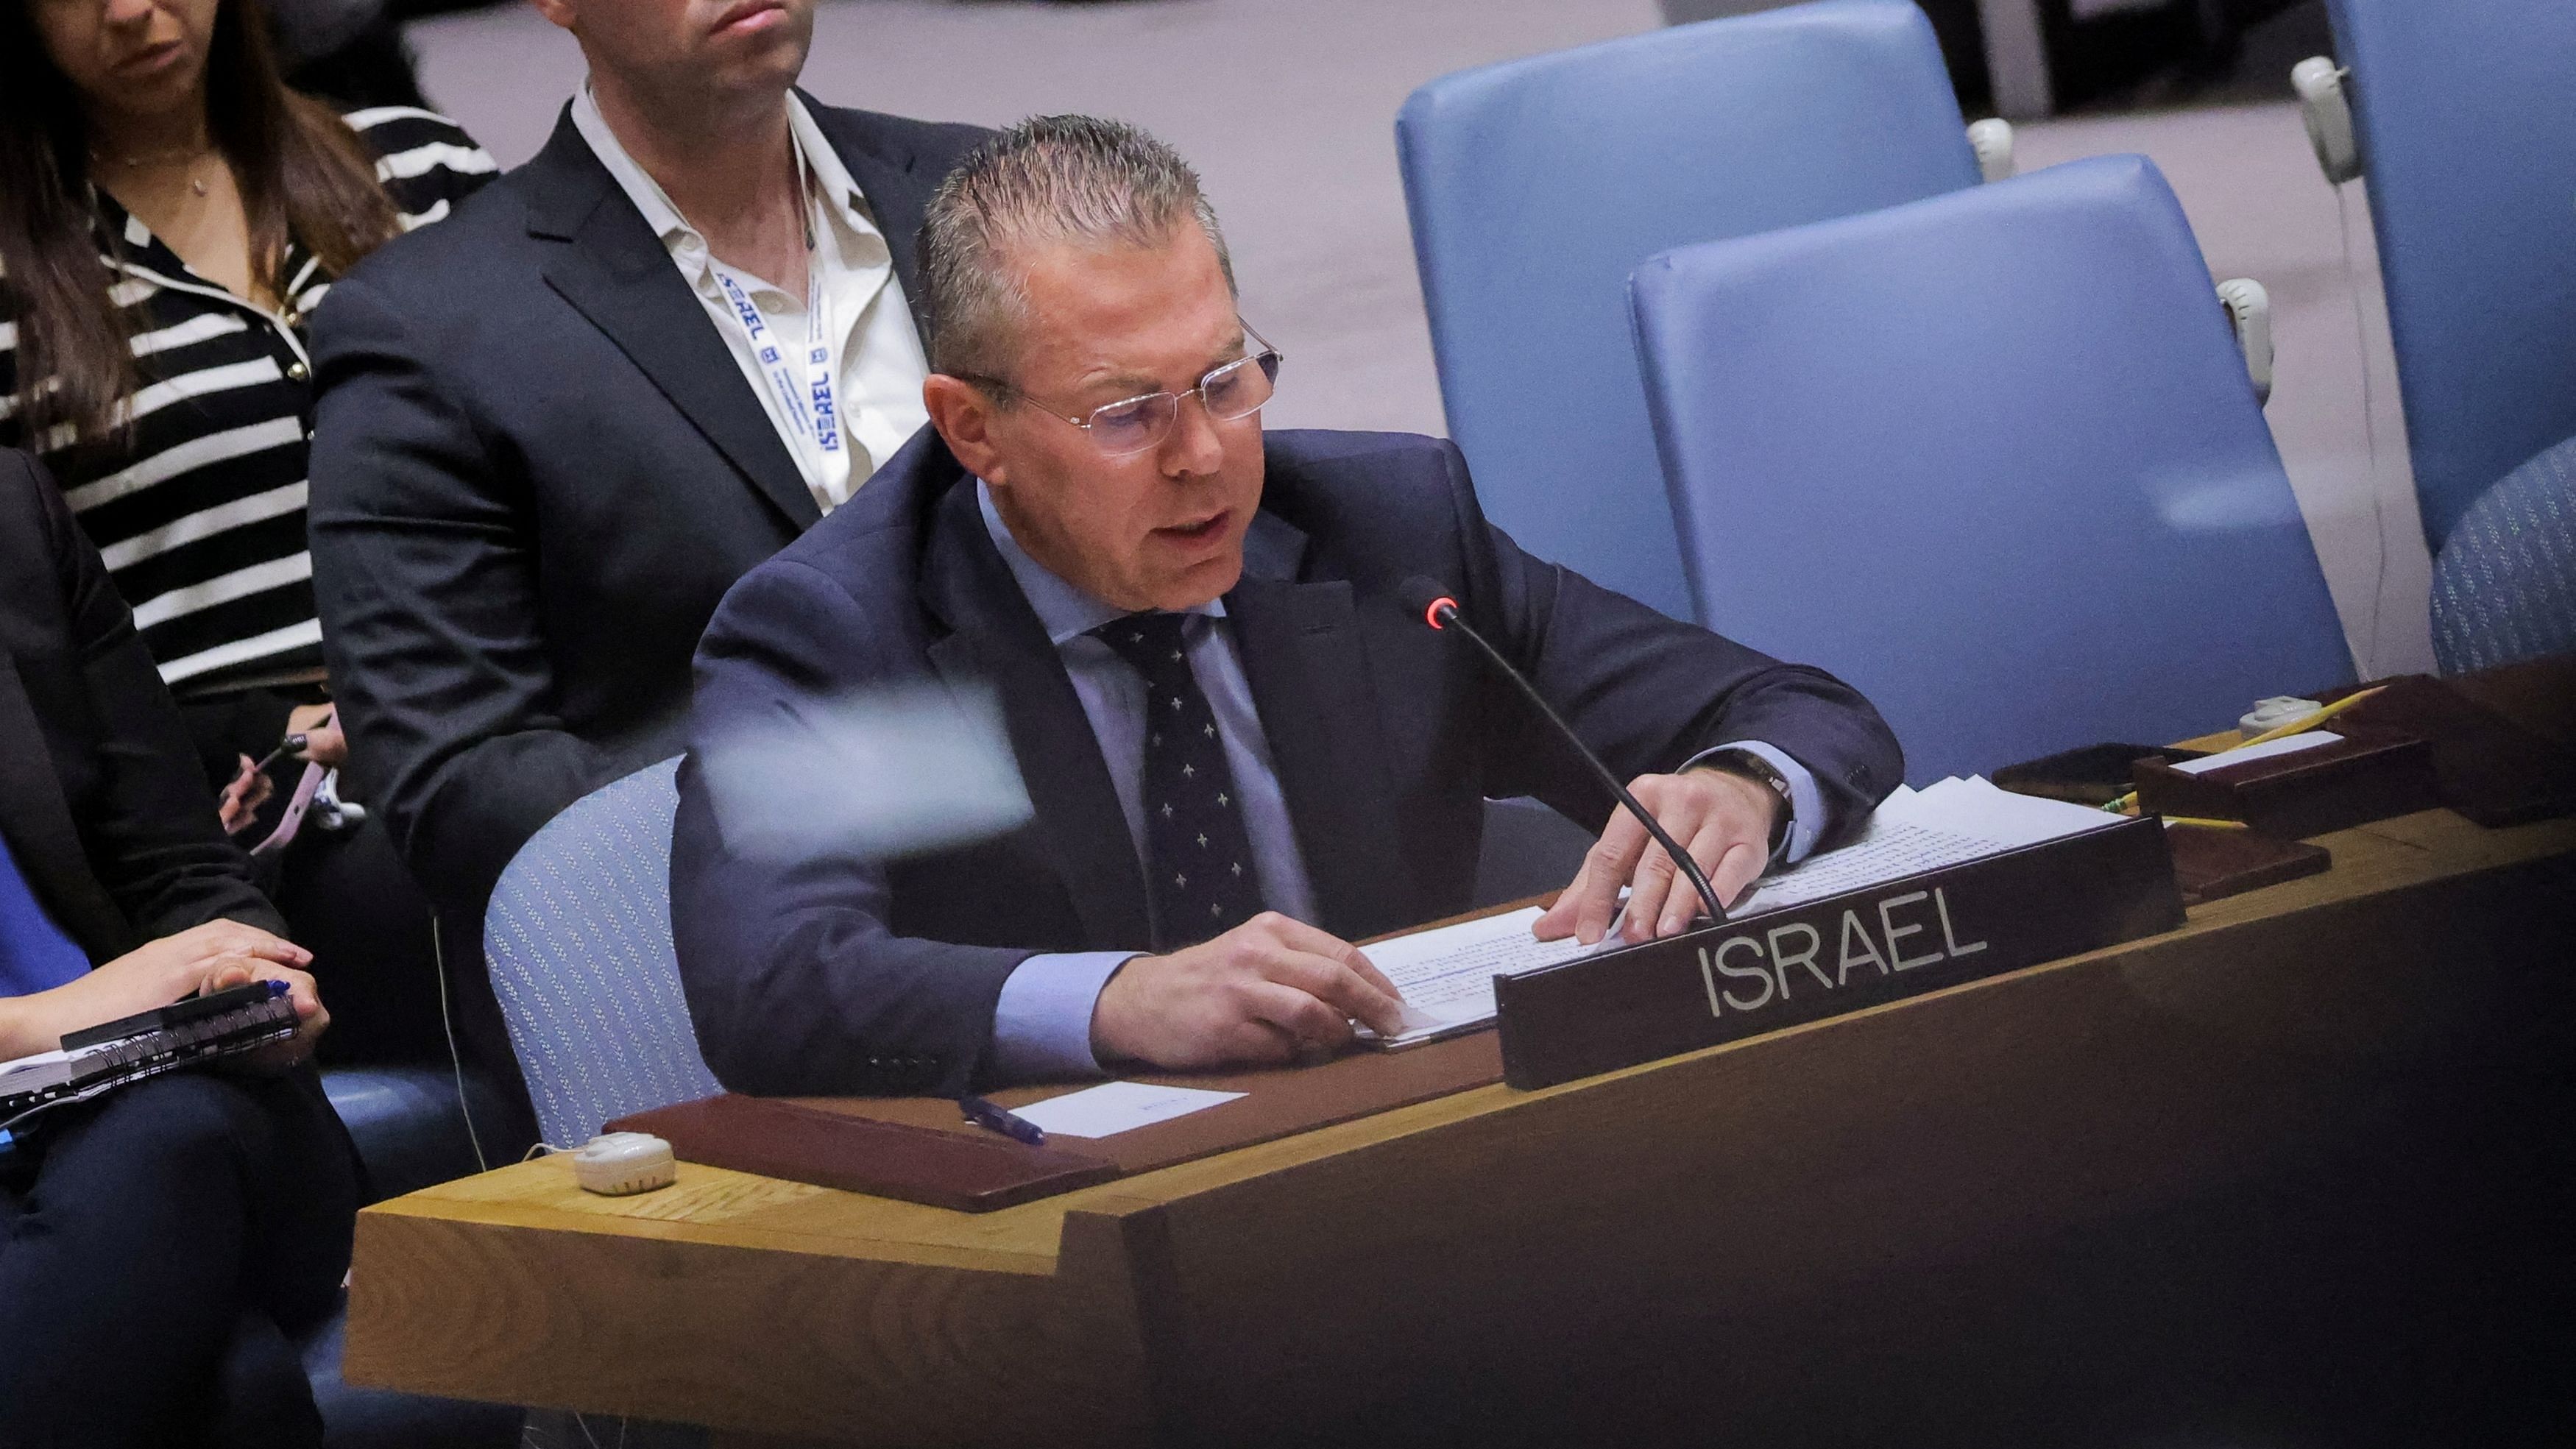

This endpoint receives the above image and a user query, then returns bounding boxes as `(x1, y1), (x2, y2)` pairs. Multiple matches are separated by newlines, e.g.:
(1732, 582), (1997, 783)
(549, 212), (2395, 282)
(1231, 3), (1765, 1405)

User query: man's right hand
(1089, 913), (1409, 1070)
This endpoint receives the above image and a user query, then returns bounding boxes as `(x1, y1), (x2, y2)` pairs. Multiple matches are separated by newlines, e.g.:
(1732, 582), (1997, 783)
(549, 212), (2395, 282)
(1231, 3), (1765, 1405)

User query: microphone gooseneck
(1401, 576), (1727, 927)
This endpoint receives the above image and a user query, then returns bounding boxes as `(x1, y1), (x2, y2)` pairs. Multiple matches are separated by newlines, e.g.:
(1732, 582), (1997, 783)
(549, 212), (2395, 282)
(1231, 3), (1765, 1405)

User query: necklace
(90, 141), (217, 196)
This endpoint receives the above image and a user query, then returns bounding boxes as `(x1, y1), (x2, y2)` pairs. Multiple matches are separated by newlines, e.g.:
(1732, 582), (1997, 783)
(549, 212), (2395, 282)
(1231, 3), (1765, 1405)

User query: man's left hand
(1534, 768), (1779, 946)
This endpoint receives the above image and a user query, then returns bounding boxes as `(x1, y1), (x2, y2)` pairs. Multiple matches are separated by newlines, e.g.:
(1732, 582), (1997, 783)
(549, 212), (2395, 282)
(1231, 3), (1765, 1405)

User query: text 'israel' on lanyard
(709, 146), (841, 465)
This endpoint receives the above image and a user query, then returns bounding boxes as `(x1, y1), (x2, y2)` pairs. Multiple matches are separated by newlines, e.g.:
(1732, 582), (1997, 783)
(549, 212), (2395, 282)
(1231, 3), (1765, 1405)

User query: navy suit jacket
(671, 428), (1903, 1096)
(308, 96), (991, 927)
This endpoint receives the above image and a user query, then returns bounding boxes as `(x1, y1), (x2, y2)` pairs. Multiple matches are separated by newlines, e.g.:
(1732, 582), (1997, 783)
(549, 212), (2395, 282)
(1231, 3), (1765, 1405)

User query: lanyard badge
(711, 126), (841, 468)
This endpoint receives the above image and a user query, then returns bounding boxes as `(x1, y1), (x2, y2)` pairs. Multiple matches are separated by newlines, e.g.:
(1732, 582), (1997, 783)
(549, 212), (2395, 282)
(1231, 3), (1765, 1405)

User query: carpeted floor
(406, 0), (2430, 676)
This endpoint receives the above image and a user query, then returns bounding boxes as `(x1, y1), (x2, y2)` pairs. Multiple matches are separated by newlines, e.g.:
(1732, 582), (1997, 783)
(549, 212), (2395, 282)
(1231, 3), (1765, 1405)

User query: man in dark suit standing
(668, 117), (1905, 1096)
(1, 451), (344, 1446)
(305, 0), (990, 1117)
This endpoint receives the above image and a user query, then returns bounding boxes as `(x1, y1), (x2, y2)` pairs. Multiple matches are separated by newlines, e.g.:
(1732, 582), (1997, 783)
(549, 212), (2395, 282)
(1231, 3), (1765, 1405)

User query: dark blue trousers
(0, 1069), (357, 1448)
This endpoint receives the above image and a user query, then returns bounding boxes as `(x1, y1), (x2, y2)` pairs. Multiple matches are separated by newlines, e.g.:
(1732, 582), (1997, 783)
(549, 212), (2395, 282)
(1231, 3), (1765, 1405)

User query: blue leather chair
(2430, 434), (2576, 676)
(293, 1067), (522, 1444)
(321, 1066), (509, 1203)
(484, 758), (720, 1148)
(1398, 0), (1982, 622)
(1630, 155), (2354, 784)
(2321, 0), (2576, 549)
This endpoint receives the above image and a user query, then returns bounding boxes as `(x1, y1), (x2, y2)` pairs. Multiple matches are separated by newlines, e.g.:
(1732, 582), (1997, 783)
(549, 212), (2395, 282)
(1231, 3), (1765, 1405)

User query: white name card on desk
(2172, 731), (2341, 775)
(1016, 1081), (1245, 1138)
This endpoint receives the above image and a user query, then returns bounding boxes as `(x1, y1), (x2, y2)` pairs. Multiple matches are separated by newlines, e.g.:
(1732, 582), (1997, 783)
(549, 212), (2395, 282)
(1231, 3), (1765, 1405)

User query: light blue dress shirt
(981, 484), (1317, 1080)
(979, 483), (1826, 1080)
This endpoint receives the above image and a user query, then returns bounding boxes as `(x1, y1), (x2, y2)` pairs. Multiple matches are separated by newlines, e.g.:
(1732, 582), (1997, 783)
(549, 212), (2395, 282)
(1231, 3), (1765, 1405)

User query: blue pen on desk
(959, 1094), (1046, 1146)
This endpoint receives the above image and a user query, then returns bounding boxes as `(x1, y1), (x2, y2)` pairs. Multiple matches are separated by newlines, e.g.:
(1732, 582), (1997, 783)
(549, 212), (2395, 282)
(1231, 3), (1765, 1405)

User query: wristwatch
(1705, 749), (1794, 861)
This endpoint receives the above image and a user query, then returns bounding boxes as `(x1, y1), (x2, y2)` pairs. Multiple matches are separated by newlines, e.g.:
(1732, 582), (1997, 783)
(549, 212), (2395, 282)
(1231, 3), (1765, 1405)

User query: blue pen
(958, 1094), (1046, 1146)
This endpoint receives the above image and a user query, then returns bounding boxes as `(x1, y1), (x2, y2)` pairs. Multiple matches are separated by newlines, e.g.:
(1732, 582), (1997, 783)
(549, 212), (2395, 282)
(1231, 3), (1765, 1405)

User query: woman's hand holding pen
(218, 754), (274, 835)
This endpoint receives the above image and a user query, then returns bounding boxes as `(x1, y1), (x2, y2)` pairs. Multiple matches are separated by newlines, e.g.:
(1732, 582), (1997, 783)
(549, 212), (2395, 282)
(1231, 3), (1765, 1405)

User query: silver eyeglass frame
(974, 320), (1283, 458)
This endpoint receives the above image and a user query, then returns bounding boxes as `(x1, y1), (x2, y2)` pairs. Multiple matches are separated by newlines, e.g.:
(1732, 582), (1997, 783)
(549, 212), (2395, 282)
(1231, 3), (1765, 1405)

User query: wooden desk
(348, 807), (2575, 1445)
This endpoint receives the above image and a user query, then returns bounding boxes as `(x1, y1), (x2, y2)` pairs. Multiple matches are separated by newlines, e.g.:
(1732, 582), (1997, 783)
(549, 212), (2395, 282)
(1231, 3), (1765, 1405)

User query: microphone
(1400, 576), (1727, 927)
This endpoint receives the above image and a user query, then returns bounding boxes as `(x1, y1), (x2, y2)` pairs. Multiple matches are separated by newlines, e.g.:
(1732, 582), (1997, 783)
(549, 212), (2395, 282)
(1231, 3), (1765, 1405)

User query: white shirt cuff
(988, 951), (1136, 1083)
(1686, 740), (1827, 865)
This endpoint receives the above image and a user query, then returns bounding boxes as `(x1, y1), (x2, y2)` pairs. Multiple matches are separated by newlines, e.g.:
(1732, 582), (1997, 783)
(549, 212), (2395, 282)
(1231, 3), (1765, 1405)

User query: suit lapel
(0, 660), (128, 963)
(919, 478), (1153, 949)
(802, 95), (938, 340)
(523, 111), (823, 534)
(1224, 520), (1422, 941)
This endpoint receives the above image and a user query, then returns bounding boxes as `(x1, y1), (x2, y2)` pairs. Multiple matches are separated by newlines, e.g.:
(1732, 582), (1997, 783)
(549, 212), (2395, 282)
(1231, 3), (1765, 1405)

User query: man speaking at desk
(670, 117), (1903, 1095)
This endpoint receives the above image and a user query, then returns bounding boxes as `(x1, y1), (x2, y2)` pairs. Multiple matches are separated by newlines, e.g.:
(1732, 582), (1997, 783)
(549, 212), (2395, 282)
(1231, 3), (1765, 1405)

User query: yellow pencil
(2234, 684), (2389, 751)
(2159, 815), (2250, 830)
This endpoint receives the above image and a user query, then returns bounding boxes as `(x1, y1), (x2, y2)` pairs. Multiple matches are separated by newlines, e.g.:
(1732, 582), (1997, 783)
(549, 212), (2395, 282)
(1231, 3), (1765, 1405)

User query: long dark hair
(0, 0), (402, 441)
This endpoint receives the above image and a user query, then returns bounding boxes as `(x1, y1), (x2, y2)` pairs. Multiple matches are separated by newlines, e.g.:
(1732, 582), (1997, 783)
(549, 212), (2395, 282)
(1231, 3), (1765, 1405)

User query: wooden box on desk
(2133, 725), (2440, 838)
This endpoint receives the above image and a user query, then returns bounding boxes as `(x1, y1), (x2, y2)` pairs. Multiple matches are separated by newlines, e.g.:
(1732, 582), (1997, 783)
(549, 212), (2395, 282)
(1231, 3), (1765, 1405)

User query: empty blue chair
(484, 758), (719, 1147)
(1398, 0), (1982, 621)
(2321, 0), (2576, 548)
(1630, 155), (2354, 784)
(2430, 434), (2576, 676)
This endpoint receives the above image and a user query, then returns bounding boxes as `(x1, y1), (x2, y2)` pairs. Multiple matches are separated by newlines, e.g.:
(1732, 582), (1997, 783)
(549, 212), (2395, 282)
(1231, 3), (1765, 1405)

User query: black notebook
(0, 981), (300, 1130)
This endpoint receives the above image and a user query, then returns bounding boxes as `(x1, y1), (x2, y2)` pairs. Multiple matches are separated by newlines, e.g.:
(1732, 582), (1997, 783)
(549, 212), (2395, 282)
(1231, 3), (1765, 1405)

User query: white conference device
(2216, 278), (2274, 406)
(2241, 696), (2323, 739)
(2292, 57), (2361, 185)
(570, 1131), (677, 1196)
(1967, 118), (2017, 183)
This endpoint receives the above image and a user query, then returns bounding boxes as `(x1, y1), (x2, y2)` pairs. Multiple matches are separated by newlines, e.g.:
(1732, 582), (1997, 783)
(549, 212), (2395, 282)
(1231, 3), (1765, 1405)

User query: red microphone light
(1422, 596), (1457, 631)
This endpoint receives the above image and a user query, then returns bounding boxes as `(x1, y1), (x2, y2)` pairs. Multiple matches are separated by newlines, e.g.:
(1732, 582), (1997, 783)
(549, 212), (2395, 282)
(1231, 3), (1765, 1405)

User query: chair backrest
(1397, 0), (1980, 623)
(1473, 796), (1596, 910)
(2430, 434), (2576, 676)
(484, 757), (719, 1146)
(1630, 155), (2355, 784)
(2324, 0), (2576, 548)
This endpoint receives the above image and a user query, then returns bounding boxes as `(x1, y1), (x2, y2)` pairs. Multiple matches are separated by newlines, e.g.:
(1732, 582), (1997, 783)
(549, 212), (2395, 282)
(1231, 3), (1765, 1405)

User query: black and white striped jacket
(0, 106), (494, 697)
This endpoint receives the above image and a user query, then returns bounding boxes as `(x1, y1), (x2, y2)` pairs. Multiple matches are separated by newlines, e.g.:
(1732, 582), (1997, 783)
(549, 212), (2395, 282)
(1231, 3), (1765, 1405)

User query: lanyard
(707, 138), (841, 465)
(713, 265), (841, 461)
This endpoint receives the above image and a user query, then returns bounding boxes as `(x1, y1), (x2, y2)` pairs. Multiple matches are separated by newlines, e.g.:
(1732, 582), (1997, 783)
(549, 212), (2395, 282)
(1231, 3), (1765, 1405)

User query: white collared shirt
(570, 85), (930, 513)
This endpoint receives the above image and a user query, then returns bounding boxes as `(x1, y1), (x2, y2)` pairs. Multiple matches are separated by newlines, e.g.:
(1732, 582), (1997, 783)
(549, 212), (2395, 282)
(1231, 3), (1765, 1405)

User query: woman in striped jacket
(1, 0), (491, 1060)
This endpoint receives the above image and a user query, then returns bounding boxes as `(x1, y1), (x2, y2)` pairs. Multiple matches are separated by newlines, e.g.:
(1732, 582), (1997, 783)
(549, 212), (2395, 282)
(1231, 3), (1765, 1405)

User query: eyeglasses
(973, 322), (1283, 458)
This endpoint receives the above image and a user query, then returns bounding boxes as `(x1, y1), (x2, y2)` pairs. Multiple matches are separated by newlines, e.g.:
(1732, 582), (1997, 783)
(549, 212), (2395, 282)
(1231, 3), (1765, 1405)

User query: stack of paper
(0, 1046), (87, 1097)
(1360, 778), (2120, 1048)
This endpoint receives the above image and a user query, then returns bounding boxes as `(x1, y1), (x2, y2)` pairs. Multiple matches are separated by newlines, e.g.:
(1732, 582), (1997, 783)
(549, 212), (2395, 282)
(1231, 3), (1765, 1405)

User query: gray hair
(919, 115), (1236, 391)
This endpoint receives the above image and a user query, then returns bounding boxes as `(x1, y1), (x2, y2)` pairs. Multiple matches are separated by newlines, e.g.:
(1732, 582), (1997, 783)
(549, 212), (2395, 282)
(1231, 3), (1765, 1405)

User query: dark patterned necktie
(1091, 612), (1267, 949)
